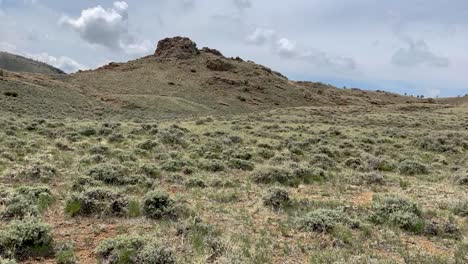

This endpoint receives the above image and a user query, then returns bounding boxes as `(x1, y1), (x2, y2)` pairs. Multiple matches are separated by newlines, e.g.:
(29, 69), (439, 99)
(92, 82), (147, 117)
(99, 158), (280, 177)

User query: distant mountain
(0, 51), (65, 75)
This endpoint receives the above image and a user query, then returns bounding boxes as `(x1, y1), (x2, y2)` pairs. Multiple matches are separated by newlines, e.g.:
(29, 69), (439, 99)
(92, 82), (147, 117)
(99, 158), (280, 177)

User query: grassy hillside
(0, 52), (64, 75)
(0, 104), (466, 263)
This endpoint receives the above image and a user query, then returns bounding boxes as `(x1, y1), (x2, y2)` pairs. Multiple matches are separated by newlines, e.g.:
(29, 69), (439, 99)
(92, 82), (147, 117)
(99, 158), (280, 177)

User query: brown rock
(155, 36), (200, 59)
(202, 47), (223, 57)
(206, 58), (234, 71)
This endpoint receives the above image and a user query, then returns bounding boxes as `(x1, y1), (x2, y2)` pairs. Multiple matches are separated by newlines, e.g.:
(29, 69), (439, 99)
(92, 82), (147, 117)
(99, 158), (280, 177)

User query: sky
(0, 0), (467, 97)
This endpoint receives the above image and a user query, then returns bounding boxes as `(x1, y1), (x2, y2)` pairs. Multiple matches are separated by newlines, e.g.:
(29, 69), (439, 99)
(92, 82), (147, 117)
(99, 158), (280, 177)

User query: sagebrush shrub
(161, 159), (193, 173)
(65, 188), (128, 217)
(398, 160), (429, 175)
(185, 178), (207, 188)
(141, 191), (176, 220)
(453, 173), (468, 185)
(199, 159), (225, 172)
(87, 163), (133, 185)
(96, 235), (175, 264)
(257, 148), (275, 159)
(371, 196), (424, 233)
(297, 209), (355, 233)
(140, 164), (161, 179)
(0, 186), (53, 219)
(55, 242), (77, 264)
(252, 167), (292, 185)
(228, 158), (255, 171)
(0, 219), (54, 260)
(263, 187), (290, 210)
(17, 163), (57, 182)
(452, 199), (468, 217)
(309, 154), (336, 170)
(78, 127), (97, 137)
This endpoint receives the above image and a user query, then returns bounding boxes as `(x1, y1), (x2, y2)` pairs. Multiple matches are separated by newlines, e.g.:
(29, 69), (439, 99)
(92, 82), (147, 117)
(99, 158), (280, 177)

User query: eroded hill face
(0, 52), (64, 75)
(1, 37), (424, 120)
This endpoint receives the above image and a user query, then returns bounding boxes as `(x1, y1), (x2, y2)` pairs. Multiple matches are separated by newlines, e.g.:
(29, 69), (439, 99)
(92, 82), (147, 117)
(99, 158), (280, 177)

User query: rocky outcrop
(154, 37), (200, 59)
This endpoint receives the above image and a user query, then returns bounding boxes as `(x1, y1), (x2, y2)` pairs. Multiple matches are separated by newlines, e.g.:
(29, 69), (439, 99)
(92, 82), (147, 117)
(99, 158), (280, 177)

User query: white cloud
(392, 37), (450, 67)
(276, 38), (298, 58)
(0, 42), (84, 73)
(31, 52), (85, 73)
(246, 27), (276, 45)
(246, 27), (357, 72)
(60, 1), (150, 55)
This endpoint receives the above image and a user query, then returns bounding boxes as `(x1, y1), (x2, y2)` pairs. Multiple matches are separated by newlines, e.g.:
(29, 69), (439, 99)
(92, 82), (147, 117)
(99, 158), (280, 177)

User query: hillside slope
(64, 37), (420, 118)
(0, 52), (64, 75)
(1, 37), (426, 120)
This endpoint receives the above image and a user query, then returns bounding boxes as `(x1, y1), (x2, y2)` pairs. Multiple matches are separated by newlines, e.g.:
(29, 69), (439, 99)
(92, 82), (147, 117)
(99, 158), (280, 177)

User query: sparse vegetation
(0, 37), (466, 263)
(96, 235), (175, 264)
(0, 219), (54, 260)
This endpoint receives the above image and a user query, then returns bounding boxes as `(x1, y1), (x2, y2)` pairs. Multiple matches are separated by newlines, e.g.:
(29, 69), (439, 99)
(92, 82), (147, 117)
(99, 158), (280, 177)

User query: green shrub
(70, 176), (101, 191)
(141, 191), (176, 220)
(453, 173), (468, 185)
(452, 199), (468, 217)
(17, 163), (57, 182)
(65, 188), (128, 217)
(423, 220), (461, 239)
(161, 159), (193, 173)
(136, 140), (158, 150)
(159, 127), (186, 146)
(199, 159), (225, 172)
(87, 163), (135, 185)
(55, 242), (77, 264)
(228, 159), (255, 171)
(0, 219), (54, 260)
(263, 187), (290, 210)
(371, 196), (424, 233)
(185, 178), (207, 188)
(398, 160), (429, 175)
(455, 241), (468, 264)
(257, 148), (275, 159)
(78, 127), (97, 137)
(309, 154), (336, 170)
(96, 235), (175, 264)
(252, 167), (292, 185)
(253, 166), (325, 186)
(291, 165), (327, 183)
(0, 186), (53, 219)
(297, 209), (356, 233)
(140, 164), (161, 179)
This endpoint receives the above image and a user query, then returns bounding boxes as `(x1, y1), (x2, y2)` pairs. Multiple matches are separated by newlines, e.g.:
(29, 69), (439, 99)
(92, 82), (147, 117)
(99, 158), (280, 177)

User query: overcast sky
(1, 0), (467, 97)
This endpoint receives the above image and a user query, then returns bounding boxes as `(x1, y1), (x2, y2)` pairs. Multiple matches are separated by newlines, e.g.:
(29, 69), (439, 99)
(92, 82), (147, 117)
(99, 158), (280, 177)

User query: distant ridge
(0, 36), (431, 120)
(0, 51), (65, 75)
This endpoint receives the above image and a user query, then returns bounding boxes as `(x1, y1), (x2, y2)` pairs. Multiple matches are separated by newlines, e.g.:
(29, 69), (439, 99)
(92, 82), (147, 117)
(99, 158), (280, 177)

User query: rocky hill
(0, 52), (65, 75)
(0, 37), (423, 120)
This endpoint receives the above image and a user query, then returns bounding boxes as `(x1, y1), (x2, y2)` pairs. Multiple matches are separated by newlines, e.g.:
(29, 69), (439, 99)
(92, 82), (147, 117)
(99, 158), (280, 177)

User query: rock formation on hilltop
(154, 37), (200, 59)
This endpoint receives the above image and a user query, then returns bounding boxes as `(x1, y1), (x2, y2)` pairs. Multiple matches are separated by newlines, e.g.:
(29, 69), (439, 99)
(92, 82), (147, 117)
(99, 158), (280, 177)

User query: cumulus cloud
(392, 38), (450, 67)
(31, 53), (85, 73)
(246, 27), (277, 45)
(60, 1), (150, 54)
(276, 38), (298, 58)
(0, 42), (84, 73)
(246, 27), (357, 71)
